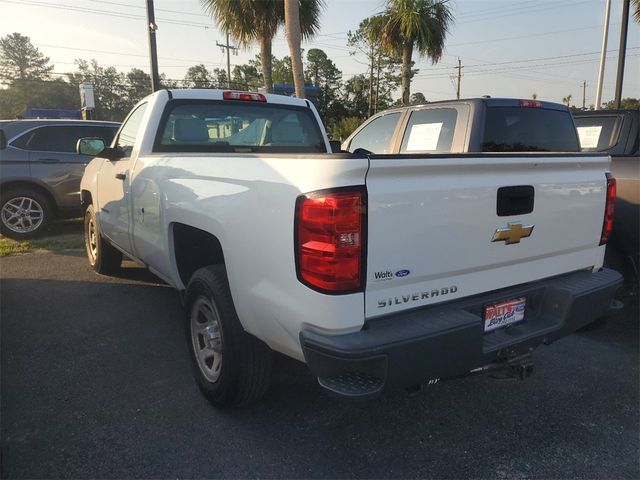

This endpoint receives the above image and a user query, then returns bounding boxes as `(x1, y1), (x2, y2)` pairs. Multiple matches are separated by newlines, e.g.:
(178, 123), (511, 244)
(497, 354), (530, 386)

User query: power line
(457, 0), (598, 24)
(446, 24), (616, 48)
(0, 0), (215, 28)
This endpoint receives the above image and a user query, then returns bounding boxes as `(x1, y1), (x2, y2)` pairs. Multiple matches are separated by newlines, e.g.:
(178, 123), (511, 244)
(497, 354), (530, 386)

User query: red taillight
(519, 99), (542, 108)
(223, 90), (266, 102)
(295, 188), (366, 293)
(600, 173), (616, 245)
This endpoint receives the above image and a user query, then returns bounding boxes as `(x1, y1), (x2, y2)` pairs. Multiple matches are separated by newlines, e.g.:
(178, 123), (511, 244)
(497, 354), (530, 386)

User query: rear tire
(84, 204), (122, 274)
(0, 187), (52, 239)
(185, 265), (272, 408)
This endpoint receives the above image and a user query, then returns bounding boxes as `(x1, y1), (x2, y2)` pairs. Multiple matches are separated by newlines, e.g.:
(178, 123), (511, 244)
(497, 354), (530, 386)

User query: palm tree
(285, 0), (306, 98)
(633, 0), (640, 23)
(562, 94), (572, 107)
(201, 0), (323, 93)
(380, 0), (453, 106)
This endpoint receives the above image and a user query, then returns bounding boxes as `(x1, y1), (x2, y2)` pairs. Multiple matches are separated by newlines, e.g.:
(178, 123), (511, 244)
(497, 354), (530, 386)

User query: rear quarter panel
(132, 153), (369, 361)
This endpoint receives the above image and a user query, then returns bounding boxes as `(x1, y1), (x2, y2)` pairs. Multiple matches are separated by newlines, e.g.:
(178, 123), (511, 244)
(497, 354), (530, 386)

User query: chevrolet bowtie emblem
(491, 222), (534, 245)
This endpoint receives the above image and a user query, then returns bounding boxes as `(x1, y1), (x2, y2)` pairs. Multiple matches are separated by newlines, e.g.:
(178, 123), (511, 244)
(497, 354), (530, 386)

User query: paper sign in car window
(406, 122), (443, 151)
(577, 126), (602, 149)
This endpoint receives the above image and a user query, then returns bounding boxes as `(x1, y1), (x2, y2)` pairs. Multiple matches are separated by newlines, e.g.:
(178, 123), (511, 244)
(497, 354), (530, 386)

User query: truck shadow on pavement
(1, 266), (638, 478)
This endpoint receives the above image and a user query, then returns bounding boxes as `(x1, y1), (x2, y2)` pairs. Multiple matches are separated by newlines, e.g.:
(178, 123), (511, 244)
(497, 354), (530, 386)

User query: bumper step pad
(318, 372), (384, 398)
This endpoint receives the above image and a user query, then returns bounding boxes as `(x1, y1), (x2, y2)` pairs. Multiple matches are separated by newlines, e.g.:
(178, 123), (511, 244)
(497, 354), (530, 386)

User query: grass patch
(0, 218), (84, 257)
(0, 237), (31, 257)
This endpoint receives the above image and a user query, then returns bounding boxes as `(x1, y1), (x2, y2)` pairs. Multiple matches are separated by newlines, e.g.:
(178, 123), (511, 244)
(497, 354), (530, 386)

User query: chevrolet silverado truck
(574, 109), (639, 282)
(79, 90), (621, 408)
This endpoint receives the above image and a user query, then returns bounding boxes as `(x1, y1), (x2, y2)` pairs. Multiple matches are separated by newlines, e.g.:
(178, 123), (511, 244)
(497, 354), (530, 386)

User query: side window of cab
(115, 103), (148, 157)
(346, 112), (402, 154)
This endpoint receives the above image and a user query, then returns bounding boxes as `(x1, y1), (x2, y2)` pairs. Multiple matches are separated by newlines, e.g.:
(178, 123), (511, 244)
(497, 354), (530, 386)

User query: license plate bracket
(483, 297), (526, 333)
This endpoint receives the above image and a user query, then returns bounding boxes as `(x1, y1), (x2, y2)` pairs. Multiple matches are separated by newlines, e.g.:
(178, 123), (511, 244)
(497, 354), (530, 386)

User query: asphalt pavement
(1, 250), (638, 479)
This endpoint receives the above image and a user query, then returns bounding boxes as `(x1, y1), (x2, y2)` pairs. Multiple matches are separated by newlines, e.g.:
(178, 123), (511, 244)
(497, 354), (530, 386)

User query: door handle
(115, 173), (126, 180)
(497, 186), (534, 216)
(40, 158), (60, 164)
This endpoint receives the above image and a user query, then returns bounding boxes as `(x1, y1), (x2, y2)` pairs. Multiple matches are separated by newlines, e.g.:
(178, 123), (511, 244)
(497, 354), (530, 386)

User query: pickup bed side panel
(130, 153), (369, 361)
(365, 154), (609, 318)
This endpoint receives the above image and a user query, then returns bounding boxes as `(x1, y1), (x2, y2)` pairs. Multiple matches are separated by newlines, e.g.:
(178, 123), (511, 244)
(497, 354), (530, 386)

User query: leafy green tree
(347, 15), (402, 116)
(159, 73), (179, 89)
(201, 0), (323, 93)
(0, 33), (54, 84)
(67, 59), (129, 121)
(0, 32), (55, 113)
(0, 78), (78, 118)
(342, 74), (371, 118)
(305, 48), (342, 117)
(212, 67), (228, 87)
(410, 92), (426, 104)
(126, 68), (151, 104)
(327, 116), (365, 141)
(604, 97), (640, 109)
(380, 0), (453, 105)
(183, 64), (214, 88)
(232, 63), (261, 89)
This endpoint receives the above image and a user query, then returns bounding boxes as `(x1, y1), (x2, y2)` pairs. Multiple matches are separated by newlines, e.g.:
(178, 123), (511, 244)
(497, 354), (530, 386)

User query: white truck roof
(165, 88), (311, 108)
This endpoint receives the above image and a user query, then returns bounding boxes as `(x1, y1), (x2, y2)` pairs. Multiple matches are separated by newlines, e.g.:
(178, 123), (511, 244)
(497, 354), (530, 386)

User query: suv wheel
(0, 187), (52, 239)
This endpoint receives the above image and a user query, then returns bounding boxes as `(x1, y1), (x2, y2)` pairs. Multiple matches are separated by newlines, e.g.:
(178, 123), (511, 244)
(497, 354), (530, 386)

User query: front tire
(0, 187), (52, 239)
(84, 204), (122, 274)
(185, 265), (272, 408)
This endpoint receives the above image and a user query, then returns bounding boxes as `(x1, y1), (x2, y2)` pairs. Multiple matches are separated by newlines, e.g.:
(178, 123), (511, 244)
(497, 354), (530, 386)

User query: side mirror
(328, 140), (341, 153)
(77, 137), (105, 156)
(0, 129), (6, 149)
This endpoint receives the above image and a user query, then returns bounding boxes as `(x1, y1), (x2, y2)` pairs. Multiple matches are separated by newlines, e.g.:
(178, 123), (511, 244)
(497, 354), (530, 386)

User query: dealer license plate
(483, 297), (526, 332)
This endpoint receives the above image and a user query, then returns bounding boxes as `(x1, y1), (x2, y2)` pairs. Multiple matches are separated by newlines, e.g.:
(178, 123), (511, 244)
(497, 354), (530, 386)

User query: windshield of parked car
(482, 107), (580, 152)
(154, 100), (326, 153)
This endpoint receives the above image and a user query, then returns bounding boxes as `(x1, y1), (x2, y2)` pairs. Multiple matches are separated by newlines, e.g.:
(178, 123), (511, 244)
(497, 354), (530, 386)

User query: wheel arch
(171, 223), (226, 288)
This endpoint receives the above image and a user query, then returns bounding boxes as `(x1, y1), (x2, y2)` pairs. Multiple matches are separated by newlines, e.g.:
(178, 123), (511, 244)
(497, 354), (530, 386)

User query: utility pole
(146, 0), (160, 92)
(582, 80), (587, 110)
(595, 0), (611, 109)
(614, 0), (630, 109)
(455, 58), (463, 100)
(216, 33), (236, 88)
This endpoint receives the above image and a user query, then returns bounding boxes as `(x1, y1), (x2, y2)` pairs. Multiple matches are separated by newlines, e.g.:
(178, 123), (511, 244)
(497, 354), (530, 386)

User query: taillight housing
(600, 173), (616, 245)
(295, 187), (366, 294)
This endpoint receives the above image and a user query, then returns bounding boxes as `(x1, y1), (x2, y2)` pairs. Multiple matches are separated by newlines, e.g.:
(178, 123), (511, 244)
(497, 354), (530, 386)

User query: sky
(0, 0), (638, 108)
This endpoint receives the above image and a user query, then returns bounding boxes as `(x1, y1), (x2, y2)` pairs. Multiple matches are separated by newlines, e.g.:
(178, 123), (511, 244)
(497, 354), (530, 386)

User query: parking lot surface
(1, 251), (638, 479)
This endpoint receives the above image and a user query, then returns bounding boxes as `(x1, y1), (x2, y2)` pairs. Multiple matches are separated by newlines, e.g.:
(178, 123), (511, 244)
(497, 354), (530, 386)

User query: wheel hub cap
(190, 297), (223, 383)
(1, 197), (44, 234)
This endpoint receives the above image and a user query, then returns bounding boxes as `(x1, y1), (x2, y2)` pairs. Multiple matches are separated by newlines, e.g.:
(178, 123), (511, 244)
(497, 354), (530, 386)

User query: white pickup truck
(79, 89), (621, 407)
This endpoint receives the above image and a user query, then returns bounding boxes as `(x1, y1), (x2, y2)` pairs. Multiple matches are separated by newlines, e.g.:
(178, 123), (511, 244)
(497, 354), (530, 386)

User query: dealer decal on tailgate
(484, 297), (526, 332)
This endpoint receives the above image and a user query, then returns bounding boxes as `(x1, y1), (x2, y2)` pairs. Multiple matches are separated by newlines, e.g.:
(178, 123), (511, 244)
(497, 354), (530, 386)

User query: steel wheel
(1, 196), (44, 234)
(190, 296), (224, 383)
(86, 213), (98, 263)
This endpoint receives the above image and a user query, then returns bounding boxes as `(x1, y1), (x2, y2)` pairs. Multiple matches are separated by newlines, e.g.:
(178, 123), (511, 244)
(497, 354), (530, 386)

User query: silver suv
(0, 119), (120, 239)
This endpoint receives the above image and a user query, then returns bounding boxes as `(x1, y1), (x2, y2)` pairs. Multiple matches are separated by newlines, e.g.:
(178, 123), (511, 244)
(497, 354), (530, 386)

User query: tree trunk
(368, 44), (374, 117)
(401, 43), (413, 106)
(285, 0), (306, 99)
(375, 50), (382, 114)
(260, 36), (273, 93)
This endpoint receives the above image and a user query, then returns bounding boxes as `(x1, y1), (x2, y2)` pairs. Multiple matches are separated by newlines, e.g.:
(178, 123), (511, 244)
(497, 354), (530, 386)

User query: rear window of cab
(482, 107), (580, 152)
(154, 100), (327, 153)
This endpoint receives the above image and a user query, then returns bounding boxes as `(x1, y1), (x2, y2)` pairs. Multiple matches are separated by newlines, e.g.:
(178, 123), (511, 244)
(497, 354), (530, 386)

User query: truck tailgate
(365, 153), (610, 318)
